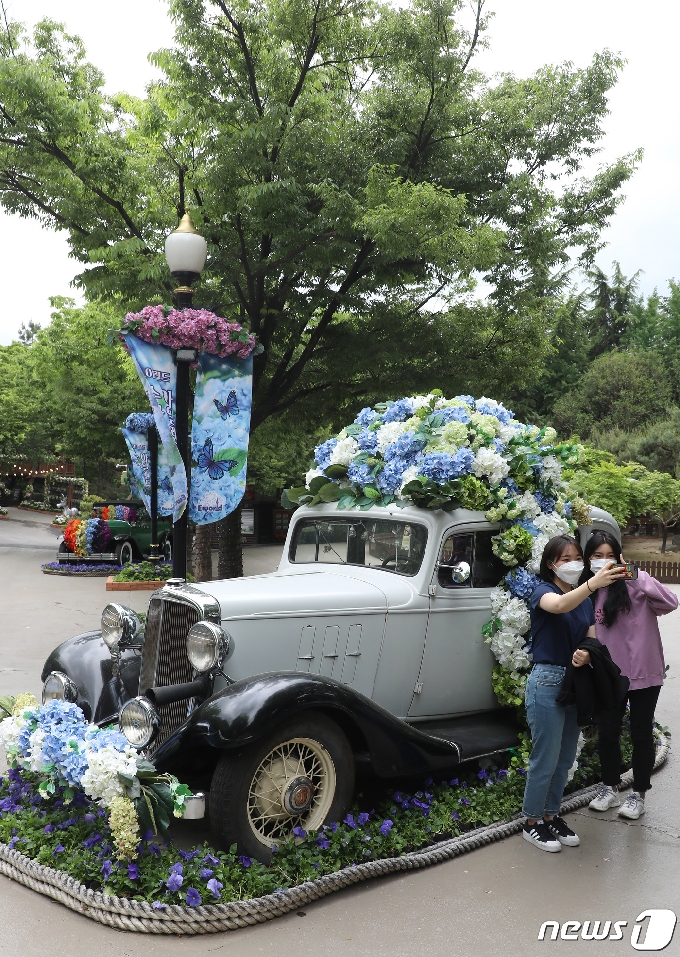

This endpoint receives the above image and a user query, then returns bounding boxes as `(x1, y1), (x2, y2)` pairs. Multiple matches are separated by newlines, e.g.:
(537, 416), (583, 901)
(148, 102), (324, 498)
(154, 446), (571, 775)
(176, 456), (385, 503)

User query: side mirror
(438, 560), (471, 584)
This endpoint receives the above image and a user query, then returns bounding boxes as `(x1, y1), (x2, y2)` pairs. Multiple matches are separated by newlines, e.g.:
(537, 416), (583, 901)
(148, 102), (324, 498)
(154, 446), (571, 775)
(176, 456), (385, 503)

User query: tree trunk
(194, 523), (213, 582)
(218, 505), (243, 579)
(186, 520), (196, 580)
(661, 524), (668, 553)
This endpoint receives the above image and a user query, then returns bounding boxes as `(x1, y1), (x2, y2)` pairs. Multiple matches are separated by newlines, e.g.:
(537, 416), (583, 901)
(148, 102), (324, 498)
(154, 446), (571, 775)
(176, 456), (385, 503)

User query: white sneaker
(589, 784), (621, 811)
(618, 792), (645, 820)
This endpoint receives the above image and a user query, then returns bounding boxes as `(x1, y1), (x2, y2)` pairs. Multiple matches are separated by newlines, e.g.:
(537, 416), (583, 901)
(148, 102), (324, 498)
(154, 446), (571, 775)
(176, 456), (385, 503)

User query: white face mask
(590, 558), (616, 572)
(551, 560), (584, 585)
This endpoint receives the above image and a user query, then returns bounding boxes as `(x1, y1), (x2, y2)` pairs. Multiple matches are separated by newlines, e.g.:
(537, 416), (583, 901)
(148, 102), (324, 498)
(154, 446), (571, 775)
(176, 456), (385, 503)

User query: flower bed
(42, 563), (124, 578)
(17, 503), (60, 514)
(0, 506), (8, 519)
(0, 695), (662, 913)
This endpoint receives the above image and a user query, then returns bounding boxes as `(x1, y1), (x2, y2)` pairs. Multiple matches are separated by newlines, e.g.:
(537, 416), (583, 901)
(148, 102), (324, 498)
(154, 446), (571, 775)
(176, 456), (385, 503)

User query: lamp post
(164, 212), (207, 579)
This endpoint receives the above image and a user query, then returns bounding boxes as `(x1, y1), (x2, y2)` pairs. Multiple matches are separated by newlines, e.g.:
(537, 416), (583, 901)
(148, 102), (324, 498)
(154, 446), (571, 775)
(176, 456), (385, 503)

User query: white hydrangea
(540, 454), (562, 486)
(376, 421), (410, 454)
(527, 532), (550, 574)
(397, 464), (421, 498)
(469, 412), (501, 436)
(490, 586), (509, 616)
(488, 628), (531, 671)
(472, 447), (509, 486)
(27, 728), (46, 772)
(409, 394), (435, 412)
(498, 422), (523, 443)
(0, 715), (23, 763)
(542, 426), (558, 445)
(534, 512), (571, 538)
(328, 436), (358, 467)
(516, 490), (540, 519)
(305, 468), (325, 487)
(497, 596), (531, 636)
(435, 397), (470, 410)
(80, 743), (139, 807)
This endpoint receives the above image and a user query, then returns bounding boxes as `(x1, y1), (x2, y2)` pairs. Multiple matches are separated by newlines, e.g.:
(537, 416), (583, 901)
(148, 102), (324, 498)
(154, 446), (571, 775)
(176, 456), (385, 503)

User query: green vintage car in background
(57, 500), (173, 565)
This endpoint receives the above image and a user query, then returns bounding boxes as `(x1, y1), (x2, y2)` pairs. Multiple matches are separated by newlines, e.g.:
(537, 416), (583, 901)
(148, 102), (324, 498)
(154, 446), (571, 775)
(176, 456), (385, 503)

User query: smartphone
(615, 562), (638, 580)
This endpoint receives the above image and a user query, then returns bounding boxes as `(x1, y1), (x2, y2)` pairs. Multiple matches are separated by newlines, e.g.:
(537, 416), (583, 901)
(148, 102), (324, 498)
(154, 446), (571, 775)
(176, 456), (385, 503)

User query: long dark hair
(581, 530), (631, 627)
(539, 535), (584, 583)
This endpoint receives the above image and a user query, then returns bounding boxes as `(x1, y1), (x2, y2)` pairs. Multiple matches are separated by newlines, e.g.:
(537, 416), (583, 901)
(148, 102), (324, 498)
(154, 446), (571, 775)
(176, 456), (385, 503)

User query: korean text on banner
(190, 353), (253, 524)
(122, 333), (187, 522)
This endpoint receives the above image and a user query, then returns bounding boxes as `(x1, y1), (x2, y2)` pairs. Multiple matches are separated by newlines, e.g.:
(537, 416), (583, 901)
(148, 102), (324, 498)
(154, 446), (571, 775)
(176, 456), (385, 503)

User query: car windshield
(290, 518), (428, 576)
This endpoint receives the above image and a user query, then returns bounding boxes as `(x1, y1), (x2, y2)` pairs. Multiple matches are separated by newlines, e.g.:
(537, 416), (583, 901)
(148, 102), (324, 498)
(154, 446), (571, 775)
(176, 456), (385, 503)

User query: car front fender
(41, 632), (140, 724)
(152, 672), (460, 779)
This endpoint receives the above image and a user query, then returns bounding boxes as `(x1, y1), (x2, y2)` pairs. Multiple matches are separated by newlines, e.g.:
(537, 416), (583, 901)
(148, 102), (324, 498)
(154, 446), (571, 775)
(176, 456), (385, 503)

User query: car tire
(58, 542), (69, 554)
(115, 540), (134, 565)
(209, 711), (355, 863)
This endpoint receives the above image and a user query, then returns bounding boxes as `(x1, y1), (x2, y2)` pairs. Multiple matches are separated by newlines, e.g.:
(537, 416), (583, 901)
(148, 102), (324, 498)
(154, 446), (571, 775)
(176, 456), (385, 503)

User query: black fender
(41, 632), (140, 724)
(152, 672), (460, 780)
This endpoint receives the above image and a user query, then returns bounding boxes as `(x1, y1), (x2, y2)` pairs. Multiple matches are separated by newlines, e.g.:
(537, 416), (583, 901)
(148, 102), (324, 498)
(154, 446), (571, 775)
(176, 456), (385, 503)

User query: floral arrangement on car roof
(285, 391), (591, 713)
(0, 695), (191, 860)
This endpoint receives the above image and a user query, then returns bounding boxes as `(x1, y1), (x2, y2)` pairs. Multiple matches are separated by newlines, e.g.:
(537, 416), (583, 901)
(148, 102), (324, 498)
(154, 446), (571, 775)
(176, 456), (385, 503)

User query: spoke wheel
(210, 711), (354, 863)
(247, 737), (336, 847)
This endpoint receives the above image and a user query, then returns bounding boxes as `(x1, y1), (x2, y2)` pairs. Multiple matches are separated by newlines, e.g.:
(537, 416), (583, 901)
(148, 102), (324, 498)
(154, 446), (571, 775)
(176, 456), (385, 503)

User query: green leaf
(324, 464), (348, 479)
(317, 482), (341, 502)
(309, 475), (331, 495)
(284, 486), (308, 504)
(363, 485), (381, 499)
(0, 696), (15, 718)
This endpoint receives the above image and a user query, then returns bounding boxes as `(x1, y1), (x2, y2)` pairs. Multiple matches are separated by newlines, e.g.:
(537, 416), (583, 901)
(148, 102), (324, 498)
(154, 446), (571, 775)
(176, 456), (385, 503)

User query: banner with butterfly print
(189, 352), (253, 524)
(121, 427), (175, 517)
(122, 333), (188, 522)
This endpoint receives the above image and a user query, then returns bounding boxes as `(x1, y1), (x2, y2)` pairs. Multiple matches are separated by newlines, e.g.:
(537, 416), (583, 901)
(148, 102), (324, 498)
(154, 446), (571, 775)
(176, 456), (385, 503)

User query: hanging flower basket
(118, 306), (260, 358)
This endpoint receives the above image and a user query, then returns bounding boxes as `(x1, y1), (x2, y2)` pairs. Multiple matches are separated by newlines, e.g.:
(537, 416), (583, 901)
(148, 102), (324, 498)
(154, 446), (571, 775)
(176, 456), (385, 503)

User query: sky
(0, 0), (678, 344)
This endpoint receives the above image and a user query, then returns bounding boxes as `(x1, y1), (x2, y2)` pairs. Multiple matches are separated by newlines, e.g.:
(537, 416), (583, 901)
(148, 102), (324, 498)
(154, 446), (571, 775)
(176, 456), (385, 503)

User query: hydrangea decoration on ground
(119, 305), (260, 360)
(0, 706), (647, 905)
(0, 696), (191, 862)
(285, 391), (591, 710)
(42, 562), (125, 577)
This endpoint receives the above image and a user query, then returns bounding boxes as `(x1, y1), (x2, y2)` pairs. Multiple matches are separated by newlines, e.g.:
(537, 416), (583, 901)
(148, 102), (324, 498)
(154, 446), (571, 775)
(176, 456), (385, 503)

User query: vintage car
(41, 502), (619, 860)
(57, 500), (173, 565)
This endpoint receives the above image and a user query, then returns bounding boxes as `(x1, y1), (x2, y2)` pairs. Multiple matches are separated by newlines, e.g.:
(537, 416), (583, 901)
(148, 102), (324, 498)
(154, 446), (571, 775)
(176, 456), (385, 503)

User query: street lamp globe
(164, 211), (207, 289)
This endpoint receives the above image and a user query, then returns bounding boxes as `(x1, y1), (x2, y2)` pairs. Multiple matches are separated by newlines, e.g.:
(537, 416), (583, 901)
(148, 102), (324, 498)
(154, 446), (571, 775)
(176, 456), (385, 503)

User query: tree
(18, 320), (41, 345)
(587, 261), (641, 358)
(637, 470), (680, 552)
(552, 350), (672, 439)
(0, 3), (637, 430)
(569, 461), (645, 527)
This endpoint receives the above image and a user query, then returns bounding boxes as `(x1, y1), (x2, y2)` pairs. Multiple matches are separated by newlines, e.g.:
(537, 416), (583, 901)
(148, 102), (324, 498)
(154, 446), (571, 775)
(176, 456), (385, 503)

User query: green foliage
(491, 665), (527, 711)
(0, 4), (636, 435)
(569, 461), (643, 526)
(552, 350), (672, 440)
(491, 525), (534, 567)
(586, 261), (641, 358)
(113, 562), (191, 583)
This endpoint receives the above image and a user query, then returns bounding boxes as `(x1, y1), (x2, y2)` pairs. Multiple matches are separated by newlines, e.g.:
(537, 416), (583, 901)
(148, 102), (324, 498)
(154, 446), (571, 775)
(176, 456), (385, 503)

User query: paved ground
(0, 508), (679, 956)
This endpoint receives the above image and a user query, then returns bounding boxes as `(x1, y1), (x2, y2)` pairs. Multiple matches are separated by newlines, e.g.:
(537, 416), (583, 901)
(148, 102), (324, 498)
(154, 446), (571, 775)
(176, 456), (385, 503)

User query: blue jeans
(522, 664), (581, 819)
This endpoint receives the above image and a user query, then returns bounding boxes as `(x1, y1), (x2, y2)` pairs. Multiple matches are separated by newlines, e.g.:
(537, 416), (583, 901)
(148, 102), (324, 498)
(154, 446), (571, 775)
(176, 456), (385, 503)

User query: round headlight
(119, 697), (159, 749)
(101, 602), (140, 650)
(42, 671), (77, 705)
(186, 621), (230, 674)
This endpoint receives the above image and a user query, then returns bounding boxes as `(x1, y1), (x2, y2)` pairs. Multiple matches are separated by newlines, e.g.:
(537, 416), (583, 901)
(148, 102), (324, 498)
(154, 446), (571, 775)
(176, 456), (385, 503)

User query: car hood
(194, 571), (388, 621)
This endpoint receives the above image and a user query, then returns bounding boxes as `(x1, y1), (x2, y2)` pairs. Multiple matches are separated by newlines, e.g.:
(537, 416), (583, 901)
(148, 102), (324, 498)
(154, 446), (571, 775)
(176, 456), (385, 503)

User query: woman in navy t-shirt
(521, 535), (624, 853)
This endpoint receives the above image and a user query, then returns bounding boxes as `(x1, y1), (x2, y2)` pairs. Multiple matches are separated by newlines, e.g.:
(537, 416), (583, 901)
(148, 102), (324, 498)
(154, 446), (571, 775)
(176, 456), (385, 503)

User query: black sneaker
(545, 815), (580, 846)
(522, 820), (561, 853)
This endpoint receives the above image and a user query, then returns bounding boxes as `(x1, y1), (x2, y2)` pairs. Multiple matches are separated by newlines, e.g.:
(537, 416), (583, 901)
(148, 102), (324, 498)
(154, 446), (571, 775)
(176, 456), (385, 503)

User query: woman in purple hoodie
(581, 530), (677, 819)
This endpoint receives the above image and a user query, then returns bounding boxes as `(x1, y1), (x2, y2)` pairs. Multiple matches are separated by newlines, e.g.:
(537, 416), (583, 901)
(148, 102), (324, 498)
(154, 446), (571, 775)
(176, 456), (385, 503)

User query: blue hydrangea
(493, 438), (505, 454)
(475, 398), (514, 425)
(563, 501), (572, 518)
(84, 728), (129, 753)
(377, 460), (407, 494)
(501, 477), (520, 495)
(438, 406), (470, 425)
(125, 413), (155, 434)
(383, 431), (426, 464)
(347, 462), (374, 487)
(514, 518), (539, 536)
(455, 395), (475, 406)
(419, 448), (475, 483)
(314, 438), (337, 469)
(505, 567), (540, 600)
(354, 407), (380, 428)
(382, 398), (414, 423)
(535, 491), (556, 513)
(356, 429), (378, 452)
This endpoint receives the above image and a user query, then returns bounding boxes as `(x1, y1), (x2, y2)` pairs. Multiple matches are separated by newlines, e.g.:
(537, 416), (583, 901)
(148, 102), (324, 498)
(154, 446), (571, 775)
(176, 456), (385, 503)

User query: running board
(407, 710), (522, 762)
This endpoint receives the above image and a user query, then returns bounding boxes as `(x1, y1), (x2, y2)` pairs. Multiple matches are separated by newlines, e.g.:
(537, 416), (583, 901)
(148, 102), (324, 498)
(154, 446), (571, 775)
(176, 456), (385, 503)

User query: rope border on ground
(0, 738), (669, 935)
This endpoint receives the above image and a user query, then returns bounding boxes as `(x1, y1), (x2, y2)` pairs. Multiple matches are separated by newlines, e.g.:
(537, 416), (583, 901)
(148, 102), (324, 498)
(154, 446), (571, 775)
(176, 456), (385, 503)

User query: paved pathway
(0, 511), (678, 955)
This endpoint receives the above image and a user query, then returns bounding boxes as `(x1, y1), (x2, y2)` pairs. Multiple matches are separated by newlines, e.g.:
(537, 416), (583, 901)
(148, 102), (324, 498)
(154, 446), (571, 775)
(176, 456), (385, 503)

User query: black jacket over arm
(556, 636), (629, 726)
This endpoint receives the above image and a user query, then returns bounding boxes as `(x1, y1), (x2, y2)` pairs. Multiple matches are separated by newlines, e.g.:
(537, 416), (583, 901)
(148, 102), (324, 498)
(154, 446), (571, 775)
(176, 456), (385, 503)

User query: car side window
(438, 534), (473, 588)
(437, 530), (505, 589)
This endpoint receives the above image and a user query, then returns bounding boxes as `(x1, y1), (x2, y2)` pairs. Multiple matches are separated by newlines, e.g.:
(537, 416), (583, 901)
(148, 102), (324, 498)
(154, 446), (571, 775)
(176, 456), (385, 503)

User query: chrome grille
(139, 595), (200, 752)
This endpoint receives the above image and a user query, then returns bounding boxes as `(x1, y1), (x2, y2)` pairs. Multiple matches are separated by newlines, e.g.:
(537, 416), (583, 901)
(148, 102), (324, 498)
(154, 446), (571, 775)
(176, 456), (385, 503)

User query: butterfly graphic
(214, 390), (239, 419)
(195, 437), (237, 480)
